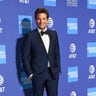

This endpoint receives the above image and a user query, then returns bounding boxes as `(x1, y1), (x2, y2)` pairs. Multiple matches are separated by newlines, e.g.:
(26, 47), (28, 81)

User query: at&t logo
(88, 65), (95, 79)
(70, 91), (76, 96)
(88, 18), (96, 34)
(69, 43), (77, 58)
(47, 17), (54, 29)
(19, 0), (30, 4)
(0, 18), (1, 23)
(0, 75), (5, 93)
(0, 18), (3, 33)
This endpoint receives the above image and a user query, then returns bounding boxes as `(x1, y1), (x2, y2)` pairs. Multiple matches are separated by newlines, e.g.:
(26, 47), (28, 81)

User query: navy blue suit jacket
(22, 28), (61, 79)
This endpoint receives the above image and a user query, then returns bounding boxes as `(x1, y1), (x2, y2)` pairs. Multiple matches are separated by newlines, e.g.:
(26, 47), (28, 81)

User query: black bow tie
(41, 31), (49, 36)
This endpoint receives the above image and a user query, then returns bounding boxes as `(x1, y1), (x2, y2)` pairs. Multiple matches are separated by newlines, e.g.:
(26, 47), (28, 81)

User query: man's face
(35, 13), (48, 31)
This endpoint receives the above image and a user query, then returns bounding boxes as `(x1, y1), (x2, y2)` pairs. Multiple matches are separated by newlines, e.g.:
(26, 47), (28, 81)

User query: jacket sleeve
(54, 31), (61, 73)
(22, 33), (33, 76)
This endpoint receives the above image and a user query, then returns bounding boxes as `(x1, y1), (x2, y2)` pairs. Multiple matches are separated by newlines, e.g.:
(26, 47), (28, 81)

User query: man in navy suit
(22, 8), (61, 96)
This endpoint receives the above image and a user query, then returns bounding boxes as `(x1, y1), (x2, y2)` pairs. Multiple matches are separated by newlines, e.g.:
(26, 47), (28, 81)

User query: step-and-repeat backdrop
(0, 0), (96, 96)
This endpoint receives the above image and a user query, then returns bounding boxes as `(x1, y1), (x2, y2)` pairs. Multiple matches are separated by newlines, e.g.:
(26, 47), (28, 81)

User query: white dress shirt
(38, 28), (50, 67)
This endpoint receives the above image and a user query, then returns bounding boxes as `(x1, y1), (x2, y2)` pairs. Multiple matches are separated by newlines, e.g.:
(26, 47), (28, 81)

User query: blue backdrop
(0, 0), (96, 96)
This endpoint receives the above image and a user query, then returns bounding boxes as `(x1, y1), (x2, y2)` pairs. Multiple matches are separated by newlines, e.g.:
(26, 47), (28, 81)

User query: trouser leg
(45, 78), (59, 96)
(32, 78), (45, 96)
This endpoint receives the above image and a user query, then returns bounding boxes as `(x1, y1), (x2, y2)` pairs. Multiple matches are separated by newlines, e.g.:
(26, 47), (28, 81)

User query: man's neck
(37, 27), (47, 32)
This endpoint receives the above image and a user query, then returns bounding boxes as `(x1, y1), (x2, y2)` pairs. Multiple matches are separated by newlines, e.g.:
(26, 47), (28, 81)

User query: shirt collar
(37, 27), (47, 34)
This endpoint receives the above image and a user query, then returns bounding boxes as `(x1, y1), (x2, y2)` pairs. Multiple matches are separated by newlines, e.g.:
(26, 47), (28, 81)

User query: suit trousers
(32, 68), (59, 96)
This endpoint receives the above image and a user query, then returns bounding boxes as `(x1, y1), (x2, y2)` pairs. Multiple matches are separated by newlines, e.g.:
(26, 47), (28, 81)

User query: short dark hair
(35, 8), (49, 19)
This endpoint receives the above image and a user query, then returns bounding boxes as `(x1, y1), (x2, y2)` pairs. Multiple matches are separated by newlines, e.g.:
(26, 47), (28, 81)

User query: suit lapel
(48, 30), (53, 54)
(34, 29), (53, 54)
(35, 29), (48, 53)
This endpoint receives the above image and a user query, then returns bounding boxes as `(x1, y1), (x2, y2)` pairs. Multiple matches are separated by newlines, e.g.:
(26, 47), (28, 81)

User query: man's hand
(29, 74), (33, 79)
